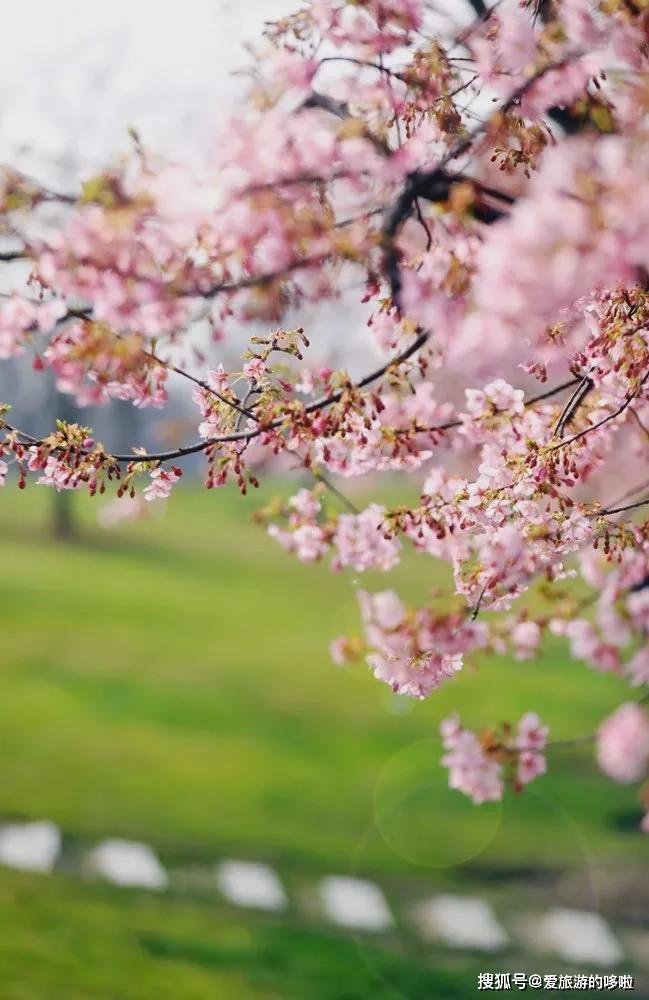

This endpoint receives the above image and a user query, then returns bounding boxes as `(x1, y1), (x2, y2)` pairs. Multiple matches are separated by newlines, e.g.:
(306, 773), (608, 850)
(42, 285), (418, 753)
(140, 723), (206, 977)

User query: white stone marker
(87, 839), (168, 890)
(319, 876), (393, 931)
(216, 859), (287, 911)
(415, 895), (509, 951)
(0, 821), (61, 873)
(536, 908), (623, 966)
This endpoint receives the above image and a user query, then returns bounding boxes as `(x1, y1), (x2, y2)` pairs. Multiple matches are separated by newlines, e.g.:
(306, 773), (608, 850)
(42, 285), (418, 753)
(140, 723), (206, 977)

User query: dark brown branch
(318, 56), (405, 81)
(547, 106), (590, 136)
(470, 583), (488, 621)
(4, 353), (582, 469)
(32, 208), (380, 310)
(311, 467), (360, 514)
(306, 327), (429, 413)
(550, 370), (649, 451)
(599, 496), (649, 517)
(464, 0), (489, 16)
(524, 376), (582, 406)
(302, 90), (350, 120)
(0, 250), (29, 262)
(383, 56), (578, 307)
(602, 476), (649, 512)
(188, 255), (332, 301)
(316, 57), (480, 107)
(415, 199), (434, 250)
(554, 371), (594, 438)
(302, 90), (390, 155)
(628, 405), (649, 443)
(3, 328), (431, 465)
(1, 169), (77, 206)
(396, 375), (581, 436)
(240, 169), (367, 195)
(147, 352), (256, 423)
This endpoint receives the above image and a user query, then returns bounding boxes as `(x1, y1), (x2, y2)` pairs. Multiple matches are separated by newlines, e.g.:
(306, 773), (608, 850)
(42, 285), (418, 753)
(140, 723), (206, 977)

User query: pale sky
(0, 0), (294, 182)
(0, 0), (467, 369)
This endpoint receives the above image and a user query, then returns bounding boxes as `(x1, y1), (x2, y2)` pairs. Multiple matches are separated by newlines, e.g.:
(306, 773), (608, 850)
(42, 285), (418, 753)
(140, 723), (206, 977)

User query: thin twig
(602, 476), (649, 511)
(2, 329), (431, 464)
(549, 370), (649, 452)
(311, 467), (360, 514)
(0, 250), (29, 262)
(547, 691), (649, 749)
(383, 55), (579, 307)
(553, 371), (594, 438)
(599, 495), (649, 517)
(470, 583), (488, 621)
(628, 405), (649, 443)
(394, 375), (581, 437)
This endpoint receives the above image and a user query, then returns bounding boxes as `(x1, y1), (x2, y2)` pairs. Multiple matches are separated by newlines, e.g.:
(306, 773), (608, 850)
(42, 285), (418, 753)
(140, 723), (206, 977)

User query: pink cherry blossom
(329, 636), (350, 666)
(597, 703), (649, 784)
(626, 649), (649, 688)
(517, 712), (549, 753)
(143, 467), (183, 503)
(207, 365), (230, 394)
(517, 750), (547, 786)
(510, 621), (542, 660)
(333, 505), (401, 572)
(441, 711), (548, 803)
(3, 0), (649, 826)
(243, 358), (266, 381)
(441, 715), (504, 805)
(515, 712), (548, 786)
(267, 522), (328, 563)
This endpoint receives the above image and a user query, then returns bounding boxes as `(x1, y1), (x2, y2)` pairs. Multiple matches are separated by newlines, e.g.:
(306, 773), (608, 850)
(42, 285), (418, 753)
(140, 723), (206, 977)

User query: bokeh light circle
(374, 737), (503, 869)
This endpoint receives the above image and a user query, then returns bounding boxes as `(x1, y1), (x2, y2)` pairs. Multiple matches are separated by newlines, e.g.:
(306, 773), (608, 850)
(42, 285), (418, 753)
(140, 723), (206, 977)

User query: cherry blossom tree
(2, 0), (649, 827)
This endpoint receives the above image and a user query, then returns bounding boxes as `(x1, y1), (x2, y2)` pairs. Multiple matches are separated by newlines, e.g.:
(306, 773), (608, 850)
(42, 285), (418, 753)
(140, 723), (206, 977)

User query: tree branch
(2, 328), (431, 464)
(553, 371), (594, 438)
(547, 692), (649, 749)
(0, 250), (30, 262)
(464, 0), (489, 16)
(550, 370), (649, 451)
(311, 467), (360, 514)
(599, 496), (649, 517)
(383, 56), (578, 307)
(394, 375), (581, 437)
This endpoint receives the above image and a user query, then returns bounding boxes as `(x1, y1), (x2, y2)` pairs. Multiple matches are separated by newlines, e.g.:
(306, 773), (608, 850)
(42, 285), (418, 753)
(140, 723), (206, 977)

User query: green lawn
(0, 869), (486, 1000)
(0, 483), (646, 997)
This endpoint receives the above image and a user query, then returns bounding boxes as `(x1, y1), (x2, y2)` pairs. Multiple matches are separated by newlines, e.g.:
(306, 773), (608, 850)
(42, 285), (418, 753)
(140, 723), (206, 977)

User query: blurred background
(0, 2), (648, 997)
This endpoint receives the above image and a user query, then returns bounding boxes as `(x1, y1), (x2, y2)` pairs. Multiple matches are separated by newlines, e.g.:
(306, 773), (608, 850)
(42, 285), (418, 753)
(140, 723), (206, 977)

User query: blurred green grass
(0, 869), (484, 1000)
(0, 483), (646, 998)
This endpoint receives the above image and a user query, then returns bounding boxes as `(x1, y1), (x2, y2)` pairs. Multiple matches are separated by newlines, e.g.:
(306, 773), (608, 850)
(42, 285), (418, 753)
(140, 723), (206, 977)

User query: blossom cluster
(1, 0), (649, 828)
(440, 712), (549, 805)
(597, 702), (649, 832)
